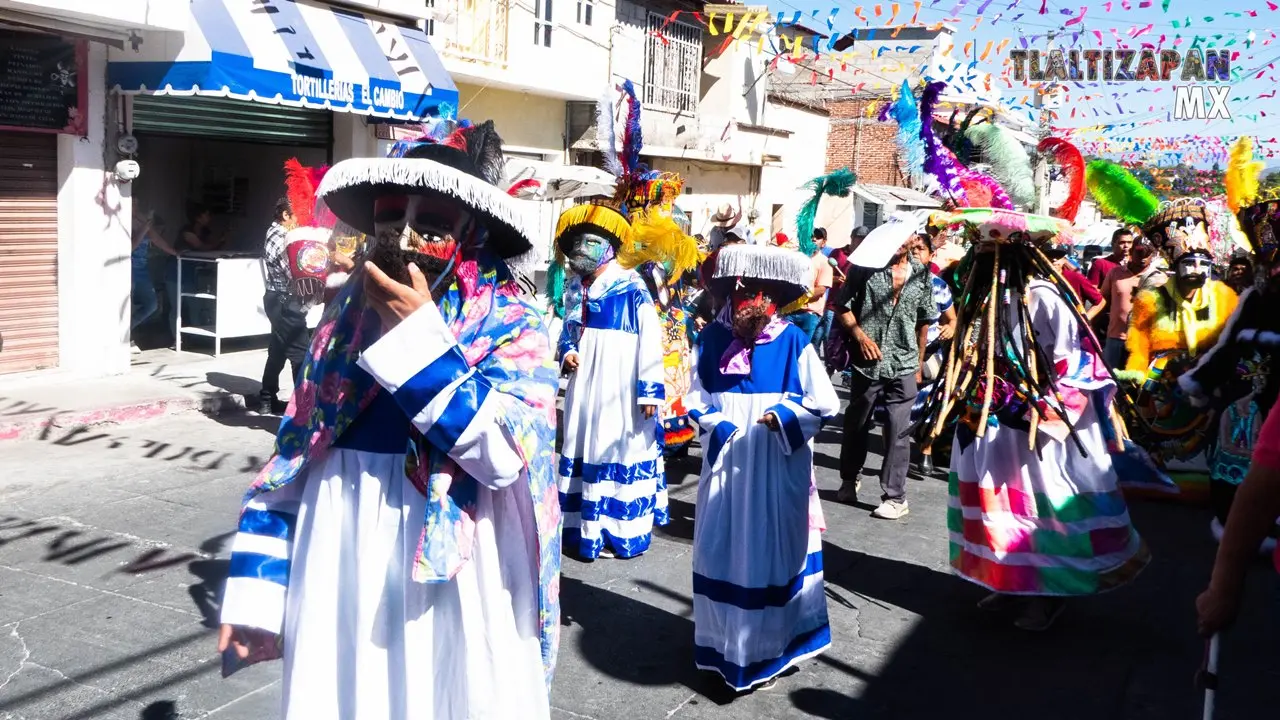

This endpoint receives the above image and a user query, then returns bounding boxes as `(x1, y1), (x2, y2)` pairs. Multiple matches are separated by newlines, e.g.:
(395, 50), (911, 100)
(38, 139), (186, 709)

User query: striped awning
(107, 0), (457, 121)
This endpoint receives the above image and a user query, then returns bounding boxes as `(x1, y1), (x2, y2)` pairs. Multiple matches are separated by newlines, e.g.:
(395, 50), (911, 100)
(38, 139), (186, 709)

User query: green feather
(1085, 160), (1160, 224)
(796, 167), (856, 255)
(545, 260), (566, 319)
(965, 123), (1035, 207)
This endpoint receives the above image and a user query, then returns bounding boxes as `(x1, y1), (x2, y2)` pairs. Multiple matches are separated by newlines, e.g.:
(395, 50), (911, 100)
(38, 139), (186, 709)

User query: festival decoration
(888, 80), (925, 187)
(920, 81), (966, 203)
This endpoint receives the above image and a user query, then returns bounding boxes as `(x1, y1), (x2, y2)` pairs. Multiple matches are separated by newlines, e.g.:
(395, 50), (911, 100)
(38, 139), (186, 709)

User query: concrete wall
(332, 113), (379, 162)
(652, 158), (757, 239)
(434, 0), (610, 102)
(57, 42), (132, 377)
(0, 0), (188, 31)
(455, 82), (566, 160)
(758, 98), (829, 240)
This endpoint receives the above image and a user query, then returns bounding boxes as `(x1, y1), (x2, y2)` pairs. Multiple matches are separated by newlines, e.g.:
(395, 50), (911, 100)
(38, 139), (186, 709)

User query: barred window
(534, 0), (552, 47)
(643, 13), (700, 112)
(577, 0), (593, 25)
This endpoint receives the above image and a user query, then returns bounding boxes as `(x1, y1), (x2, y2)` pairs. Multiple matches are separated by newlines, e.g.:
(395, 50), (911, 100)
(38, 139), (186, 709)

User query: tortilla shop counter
(174, 252), (269, 356)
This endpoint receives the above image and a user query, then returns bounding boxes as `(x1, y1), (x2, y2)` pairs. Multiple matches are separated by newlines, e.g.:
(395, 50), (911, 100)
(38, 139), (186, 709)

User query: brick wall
(824, 97), (907, 188)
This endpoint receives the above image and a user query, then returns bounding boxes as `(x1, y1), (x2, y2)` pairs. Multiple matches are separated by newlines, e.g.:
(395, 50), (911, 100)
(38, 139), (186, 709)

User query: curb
(0, 389), (248, 443)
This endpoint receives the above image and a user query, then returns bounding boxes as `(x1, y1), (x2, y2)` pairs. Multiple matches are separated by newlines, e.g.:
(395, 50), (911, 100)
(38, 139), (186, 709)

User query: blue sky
(767, 0), (1280, 164)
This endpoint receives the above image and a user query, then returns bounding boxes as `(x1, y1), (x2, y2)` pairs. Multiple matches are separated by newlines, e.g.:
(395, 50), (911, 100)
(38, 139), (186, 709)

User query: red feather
(440, 127), (469, 152)
(284, 158), (319, 227)
(507, 178), (541, 197)
(1038, 137), (1085, 223)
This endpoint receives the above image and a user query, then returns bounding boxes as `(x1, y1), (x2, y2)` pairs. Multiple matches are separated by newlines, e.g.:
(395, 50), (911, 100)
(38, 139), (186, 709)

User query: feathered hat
(1228, 136), (1280, 264)
(1145, 198), (1211, 261)
(928, 207), (1076, 246)
(315, 119), (537, 265)
(710, 243), (814, 307)
(554, 81), (644, 249)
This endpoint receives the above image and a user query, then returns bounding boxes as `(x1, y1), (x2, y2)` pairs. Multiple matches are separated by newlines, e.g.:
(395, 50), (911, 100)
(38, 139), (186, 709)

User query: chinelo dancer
(913, 207), (1150, 632)
(215, 117), (563, 719)
(687, 243), (840, 691)
(1180, 137), (1280, 550)
(553, 81), (668, 560)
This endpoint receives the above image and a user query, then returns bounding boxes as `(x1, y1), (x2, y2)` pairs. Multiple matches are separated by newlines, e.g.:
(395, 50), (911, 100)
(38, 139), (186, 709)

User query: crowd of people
(195, 92), (1280, 718)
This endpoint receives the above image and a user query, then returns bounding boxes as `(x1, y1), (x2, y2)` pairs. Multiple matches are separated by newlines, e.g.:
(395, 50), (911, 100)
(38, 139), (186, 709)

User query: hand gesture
(217, 624), (278, 660)
(937, 323), (955, 341)
(855, 328), (882, 361)
(562, 353), (579, 373)
(330, 251), (355, 272)
(757, 412), (780, 431)
(364, 262), (431, 331)
(641, 405), (657, 419)
(1196, 584), (1241, 637)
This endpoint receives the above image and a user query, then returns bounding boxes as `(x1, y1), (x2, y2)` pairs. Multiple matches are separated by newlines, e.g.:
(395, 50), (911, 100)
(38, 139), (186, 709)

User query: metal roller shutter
(0, 132), (58, 374)
(130, 95), (333, 147)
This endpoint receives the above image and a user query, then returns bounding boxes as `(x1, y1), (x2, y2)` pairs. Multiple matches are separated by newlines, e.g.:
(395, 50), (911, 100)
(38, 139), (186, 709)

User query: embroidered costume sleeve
(764, 343), (840, 456)
(635, 296), (667, 405)
(358, 301), (525, 490)
(221, 478), (305, 636)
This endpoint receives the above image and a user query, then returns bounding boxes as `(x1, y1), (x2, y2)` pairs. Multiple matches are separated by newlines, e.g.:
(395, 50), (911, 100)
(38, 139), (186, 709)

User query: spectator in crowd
(1098, 239), (1157, 369)
(1045, 247), (1106, 322)
(130, 212), (177, 353)
(257, 198), (307, 415)
(1225, 255), (1254, 295)
(835, 234), (938, 520)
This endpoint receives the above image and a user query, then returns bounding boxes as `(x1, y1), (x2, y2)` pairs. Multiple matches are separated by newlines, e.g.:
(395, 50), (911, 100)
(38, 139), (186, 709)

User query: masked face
(367, 193), (471, 293)
(729, 281), (778, 342)
(1176, 254), (1212, 290)
(559, 229), (616, 277)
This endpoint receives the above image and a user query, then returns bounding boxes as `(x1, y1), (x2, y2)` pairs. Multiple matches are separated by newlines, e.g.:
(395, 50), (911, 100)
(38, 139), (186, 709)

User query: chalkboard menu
(0, 30), (84, 133)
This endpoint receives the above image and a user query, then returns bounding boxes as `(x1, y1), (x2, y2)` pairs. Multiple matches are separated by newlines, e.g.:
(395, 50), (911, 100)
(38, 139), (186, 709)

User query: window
(643, 13), (700, 112)
(423, 0), (435, 36)
(576, 0), (593, 25)
(534, 0), (552, 46)
(863, 201), (881, 229)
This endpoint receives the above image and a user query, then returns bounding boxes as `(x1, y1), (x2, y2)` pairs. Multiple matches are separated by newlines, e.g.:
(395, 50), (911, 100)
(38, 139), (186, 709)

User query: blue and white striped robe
(557, 261), (668, 559)
(687, 320), (840, 691)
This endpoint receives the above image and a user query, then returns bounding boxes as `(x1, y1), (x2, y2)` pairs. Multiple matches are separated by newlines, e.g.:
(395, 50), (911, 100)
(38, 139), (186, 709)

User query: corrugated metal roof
(854, 183), (941, 208)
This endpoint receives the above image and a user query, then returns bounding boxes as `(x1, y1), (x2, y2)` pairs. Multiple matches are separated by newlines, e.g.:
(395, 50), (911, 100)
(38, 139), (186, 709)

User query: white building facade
(0, 0), (457, 379)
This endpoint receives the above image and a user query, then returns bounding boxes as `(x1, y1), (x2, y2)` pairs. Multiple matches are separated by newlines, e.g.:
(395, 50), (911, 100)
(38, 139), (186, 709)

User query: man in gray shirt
(835, 235), (939, 519)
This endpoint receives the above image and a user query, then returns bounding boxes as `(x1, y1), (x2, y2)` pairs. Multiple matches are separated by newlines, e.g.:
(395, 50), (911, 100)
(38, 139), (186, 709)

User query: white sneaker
(871, 499), (909, 519)
(597, 547), (616, 559)
(130, 342), (142, 355)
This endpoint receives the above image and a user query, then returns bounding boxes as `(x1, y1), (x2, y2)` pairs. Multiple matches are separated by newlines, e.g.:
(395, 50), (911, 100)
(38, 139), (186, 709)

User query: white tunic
(220, 303), (551, 719)
(686, 320), (840, 691)
(557, 262), (668, 558)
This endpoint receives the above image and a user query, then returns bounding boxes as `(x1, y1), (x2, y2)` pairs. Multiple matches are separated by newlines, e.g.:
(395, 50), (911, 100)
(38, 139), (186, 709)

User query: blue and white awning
(108, 0), (457, 121)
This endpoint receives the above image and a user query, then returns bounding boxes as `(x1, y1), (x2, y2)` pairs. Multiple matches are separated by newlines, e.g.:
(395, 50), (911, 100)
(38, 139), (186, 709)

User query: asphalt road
(1, 390), (1278, 719)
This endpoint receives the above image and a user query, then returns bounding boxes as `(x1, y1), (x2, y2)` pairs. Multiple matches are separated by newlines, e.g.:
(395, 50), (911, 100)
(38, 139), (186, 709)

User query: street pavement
(1, 388), (1278, 719)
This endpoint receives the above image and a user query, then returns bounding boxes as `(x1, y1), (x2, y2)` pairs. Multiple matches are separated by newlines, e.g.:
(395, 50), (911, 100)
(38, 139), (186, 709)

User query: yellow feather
(1225, 137), (1264, 213)
(617, 208), (699, 282)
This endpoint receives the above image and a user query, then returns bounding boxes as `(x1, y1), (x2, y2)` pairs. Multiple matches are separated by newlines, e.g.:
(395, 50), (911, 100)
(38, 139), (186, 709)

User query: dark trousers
(261, 291), (310, 401)
(841, 371), (917, 501)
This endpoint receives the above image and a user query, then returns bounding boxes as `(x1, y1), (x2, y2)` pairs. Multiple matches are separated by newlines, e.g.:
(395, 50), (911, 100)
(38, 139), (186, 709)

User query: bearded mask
(366, 193), (471, 297)
(729, 283), (778, 342)
(559, 229), (617, 277)
(1176, 253), (1212, 290)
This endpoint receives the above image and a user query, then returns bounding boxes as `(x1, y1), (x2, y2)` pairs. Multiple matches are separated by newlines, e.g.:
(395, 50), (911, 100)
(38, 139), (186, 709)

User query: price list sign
(0, 30), (87, 134)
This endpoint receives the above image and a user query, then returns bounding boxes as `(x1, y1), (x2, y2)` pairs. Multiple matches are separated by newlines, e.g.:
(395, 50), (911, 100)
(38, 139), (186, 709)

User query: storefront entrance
(0, 132), (58, 374)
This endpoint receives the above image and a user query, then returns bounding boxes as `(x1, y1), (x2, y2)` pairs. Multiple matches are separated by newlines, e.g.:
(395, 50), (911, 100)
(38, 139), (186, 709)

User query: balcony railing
(428, 0), (509, 66)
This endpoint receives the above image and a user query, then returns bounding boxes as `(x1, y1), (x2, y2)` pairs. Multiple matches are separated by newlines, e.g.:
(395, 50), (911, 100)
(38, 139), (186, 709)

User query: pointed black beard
(365, 231), (456, 299)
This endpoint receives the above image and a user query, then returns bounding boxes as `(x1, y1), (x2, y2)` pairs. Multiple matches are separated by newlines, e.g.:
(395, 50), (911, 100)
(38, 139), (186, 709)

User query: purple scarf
(717, 306), (790, 375)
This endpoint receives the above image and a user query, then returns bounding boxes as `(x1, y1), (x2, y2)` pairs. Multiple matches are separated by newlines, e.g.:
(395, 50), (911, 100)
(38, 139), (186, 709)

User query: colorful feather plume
(920, 82), (965, 202)
(888, 80), (924, 187)
(958, 168), (1014, 209)
(619, 80), (643, 180)
(964, 123), (1035, 208)
(1225, 136), (1264, 213)
(506, 178), (541, 198)
(545, 257), (566, 318)
(283, 158), (329, 227)
(796, 167), (856, 256)
(1085, 160), (1160, 225)
(596, 87), (623, 178)
(1037, 137), (1086, 222)
(618, 208), (700, 282)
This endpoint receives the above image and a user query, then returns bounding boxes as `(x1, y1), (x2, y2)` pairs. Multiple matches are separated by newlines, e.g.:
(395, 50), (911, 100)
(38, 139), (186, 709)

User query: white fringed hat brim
(711, 244), (813, 305)
(316, 157), (538, 261)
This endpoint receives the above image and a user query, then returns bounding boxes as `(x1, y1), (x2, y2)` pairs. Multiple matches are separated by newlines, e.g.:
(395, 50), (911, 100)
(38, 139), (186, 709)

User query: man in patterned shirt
(834, 234), (939, 519)
(258, 197), (307, 415)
